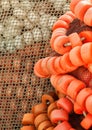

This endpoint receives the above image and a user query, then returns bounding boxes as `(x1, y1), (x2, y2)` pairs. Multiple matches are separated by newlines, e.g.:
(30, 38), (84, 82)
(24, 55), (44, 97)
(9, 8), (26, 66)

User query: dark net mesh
(0, 0), (70, 129)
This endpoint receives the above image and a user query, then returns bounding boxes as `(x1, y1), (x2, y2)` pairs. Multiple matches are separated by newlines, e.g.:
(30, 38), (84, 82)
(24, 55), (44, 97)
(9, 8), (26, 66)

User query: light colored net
(0, 0), (70, 129)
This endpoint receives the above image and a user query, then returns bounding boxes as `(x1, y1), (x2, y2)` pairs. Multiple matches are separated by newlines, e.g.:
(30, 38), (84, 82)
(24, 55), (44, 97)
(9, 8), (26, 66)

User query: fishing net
(0, 0), (70, 129)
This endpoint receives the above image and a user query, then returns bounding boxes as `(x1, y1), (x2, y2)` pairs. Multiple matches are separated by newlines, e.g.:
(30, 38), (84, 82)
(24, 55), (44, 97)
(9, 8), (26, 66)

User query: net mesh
(0, 0), (70, 129)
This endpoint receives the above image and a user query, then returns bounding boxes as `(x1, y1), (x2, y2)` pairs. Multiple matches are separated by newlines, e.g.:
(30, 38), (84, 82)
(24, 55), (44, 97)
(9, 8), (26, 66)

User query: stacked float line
(50, 74), (92, 129)
(21, 91), (76, 130)
(21, 74), (92, 129)
(50, 74), (92, 116)
(34, 42), (92, 78)
(50, 10), (92, 56)
(70, 0), (92, 27)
